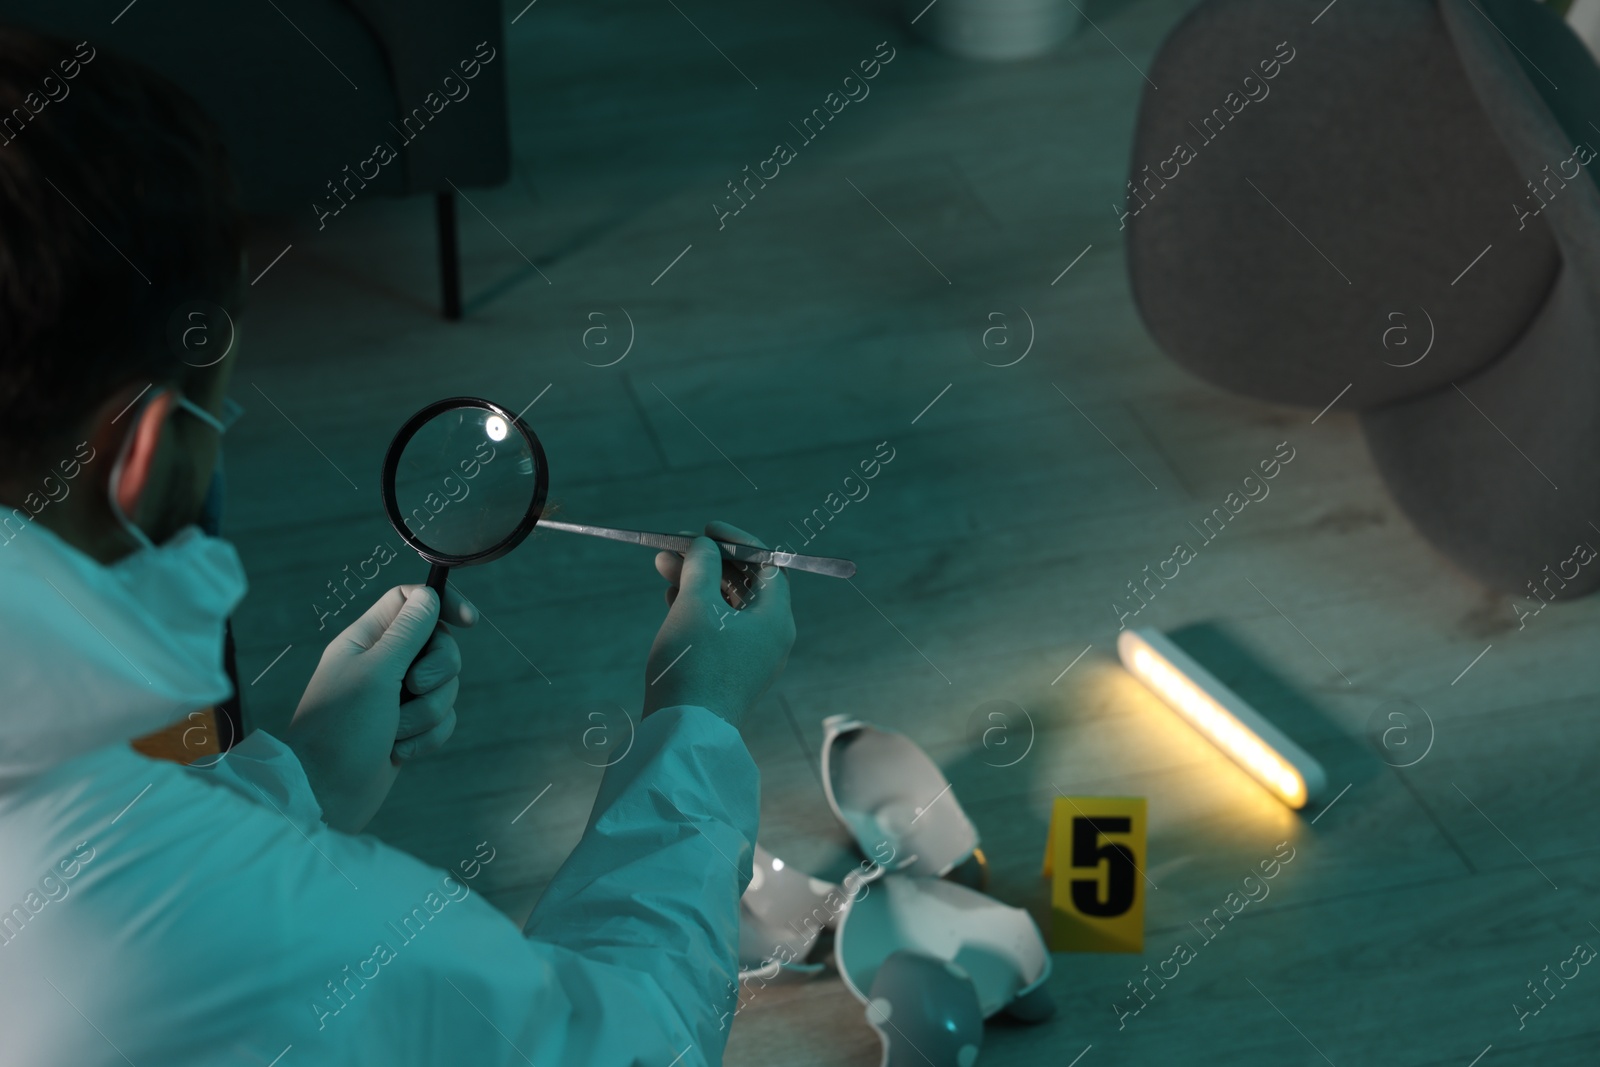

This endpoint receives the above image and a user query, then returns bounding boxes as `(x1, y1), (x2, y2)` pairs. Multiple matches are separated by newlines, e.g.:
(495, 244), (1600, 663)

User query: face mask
(107, 523), (248, 690)
(95, 392), (245, 752)
(0, 421), (247, 784)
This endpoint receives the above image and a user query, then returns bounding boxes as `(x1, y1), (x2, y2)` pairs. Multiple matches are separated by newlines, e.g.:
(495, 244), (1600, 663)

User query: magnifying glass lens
(391, 406), (542, 559)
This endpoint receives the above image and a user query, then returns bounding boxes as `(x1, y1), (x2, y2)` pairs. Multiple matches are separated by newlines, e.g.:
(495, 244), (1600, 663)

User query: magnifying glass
(381, 396), (549, 700)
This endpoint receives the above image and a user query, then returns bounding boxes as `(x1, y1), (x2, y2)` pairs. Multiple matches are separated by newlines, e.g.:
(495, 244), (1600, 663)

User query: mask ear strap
(108, 387), (177, 550)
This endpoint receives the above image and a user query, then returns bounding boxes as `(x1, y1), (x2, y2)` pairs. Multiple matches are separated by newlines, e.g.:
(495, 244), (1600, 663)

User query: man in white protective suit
(0, 27), (794, 1066)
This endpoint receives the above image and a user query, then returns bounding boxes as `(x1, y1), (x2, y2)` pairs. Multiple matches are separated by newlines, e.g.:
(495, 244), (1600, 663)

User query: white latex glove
(283, 583), (477, 833)
(644, 521), (795, 728)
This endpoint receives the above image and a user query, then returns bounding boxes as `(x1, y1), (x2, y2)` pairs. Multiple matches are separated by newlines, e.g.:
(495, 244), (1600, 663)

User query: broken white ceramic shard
(736, 843), (840, 980)
(865, 950), (985, 1067)
(835, 874), (1054, 1022)
(820, 715), (980, 878)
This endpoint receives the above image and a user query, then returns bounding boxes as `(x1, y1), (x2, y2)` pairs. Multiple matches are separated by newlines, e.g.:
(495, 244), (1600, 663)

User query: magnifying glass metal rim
(380, 395), (550, 568)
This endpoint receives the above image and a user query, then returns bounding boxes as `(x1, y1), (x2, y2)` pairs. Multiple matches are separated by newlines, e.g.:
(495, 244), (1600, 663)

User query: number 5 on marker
(1041, 796), (1146, 953)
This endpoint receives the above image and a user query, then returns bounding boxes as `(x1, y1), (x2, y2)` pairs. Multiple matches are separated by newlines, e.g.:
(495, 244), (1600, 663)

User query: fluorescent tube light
(1117, 628), (1326, 809)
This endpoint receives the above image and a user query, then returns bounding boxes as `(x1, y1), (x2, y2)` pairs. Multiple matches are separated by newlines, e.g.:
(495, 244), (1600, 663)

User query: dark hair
(0, 27), (242, 471)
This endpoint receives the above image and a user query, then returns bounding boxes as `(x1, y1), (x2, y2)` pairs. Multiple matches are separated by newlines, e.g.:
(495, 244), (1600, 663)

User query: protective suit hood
(0, 519), (246, 790)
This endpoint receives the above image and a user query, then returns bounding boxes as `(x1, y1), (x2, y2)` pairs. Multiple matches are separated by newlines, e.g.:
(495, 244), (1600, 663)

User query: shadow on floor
(1166, 618), (1381, 814)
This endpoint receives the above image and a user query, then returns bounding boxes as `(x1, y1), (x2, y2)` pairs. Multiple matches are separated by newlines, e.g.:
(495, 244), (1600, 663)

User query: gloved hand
(644, 521), (795, 728)
(284, 583), (477, 833)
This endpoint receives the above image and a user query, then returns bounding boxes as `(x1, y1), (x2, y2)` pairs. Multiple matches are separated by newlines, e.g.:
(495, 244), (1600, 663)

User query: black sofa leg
(436, 190), (462, 321)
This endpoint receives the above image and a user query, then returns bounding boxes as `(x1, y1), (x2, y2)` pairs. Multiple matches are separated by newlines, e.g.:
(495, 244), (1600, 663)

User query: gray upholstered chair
(0, 0), (510, 319)
(1125, 0), (1600, 598)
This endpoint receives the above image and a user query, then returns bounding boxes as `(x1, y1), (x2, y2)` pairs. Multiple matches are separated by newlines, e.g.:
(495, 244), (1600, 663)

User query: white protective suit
(0, 519), (756, 1066)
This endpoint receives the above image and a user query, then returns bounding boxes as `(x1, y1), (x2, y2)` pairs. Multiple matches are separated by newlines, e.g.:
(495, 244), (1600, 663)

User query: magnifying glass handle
(424, 562), (450, 601)
(400, 563), (452, 704)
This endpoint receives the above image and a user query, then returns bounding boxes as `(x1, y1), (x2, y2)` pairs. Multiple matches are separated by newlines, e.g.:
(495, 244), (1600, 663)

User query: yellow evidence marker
(1042, 795), (1146, 953)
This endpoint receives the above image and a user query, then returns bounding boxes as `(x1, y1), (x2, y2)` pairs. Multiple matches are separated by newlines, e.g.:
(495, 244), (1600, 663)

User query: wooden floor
(225, 0), (1600, 1063)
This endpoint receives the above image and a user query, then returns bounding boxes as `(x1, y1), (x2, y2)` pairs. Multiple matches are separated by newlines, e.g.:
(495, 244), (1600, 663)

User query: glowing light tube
(1117, 628), (1326, 810)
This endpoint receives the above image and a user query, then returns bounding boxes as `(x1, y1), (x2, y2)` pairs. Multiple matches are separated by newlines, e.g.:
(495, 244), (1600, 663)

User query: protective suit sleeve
(523, 704), (758, 1062)
(15, 710), (757, 1065)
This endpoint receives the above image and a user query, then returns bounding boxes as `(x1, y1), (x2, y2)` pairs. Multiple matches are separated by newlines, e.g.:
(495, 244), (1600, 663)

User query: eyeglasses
(174, 394), (244, 436)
